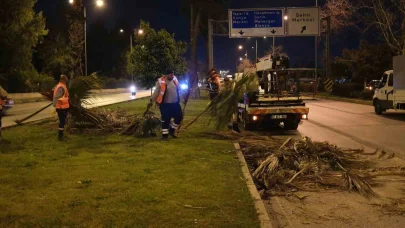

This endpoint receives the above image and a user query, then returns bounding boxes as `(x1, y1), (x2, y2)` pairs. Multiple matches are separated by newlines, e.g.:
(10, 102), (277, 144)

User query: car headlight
(130, 86), (136, 93)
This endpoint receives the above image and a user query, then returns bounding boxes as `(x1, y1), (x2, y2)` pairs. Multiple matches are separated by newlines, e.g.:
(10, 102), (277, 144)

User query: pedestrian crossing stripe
(324, 78), (333, 92)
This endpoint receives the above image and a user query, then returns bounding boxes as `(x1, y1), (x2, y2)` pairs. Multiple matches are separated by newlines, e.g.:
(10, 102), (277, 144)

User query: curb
(316, 95), (372, 106)
(2, 96), (151, 130)
(234, 143), (272, 228)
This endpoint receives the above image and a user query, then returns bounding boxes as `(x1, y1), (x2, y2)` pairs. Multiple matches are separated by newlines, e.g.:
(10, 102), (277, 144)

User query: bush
(105, 78), (118, 89)
(332, 83), (363, 97)
(350, 90), (374, 100)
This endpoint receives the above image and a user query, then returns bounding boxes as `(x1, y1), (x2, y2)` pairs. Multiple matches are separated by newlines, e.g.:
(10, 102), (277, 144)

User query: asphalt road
(297, 100), (405, 157)
(2, 90), (151, 128)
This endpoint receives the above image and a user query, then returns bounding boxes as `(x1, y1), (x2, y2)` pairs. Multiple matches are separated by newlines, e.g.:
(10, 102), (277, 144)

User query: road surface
(2, 90), (151, 128)
(297, 100), (405, 157)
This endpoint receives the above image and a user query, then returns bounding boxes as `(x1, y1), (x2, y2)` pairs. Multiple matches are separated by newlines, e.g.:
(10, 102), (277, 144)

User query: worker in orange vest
(0, 85), (8, 138)
(150, 69), (183, 140)
(53, 75), (70, 141)
(207, 68), (221, 100)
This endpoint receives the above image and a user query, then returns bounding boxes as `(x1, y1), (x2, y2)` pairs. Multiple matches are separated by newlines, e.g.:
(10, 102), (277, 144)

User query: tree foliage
(334, 41), (393, 83)
(321, 0), (354, 34)
(38, 35), (74, 77)
(129, 21), (187, 89)
(356, 0), (405, 55)
(0, 0), (48, 91)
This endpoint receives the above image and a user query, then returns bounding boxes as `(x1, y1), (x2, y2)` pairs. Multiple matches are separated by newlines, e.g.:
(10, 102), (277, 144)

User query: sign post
(286, 7), (320, 36)
(229, 9), (285, 38)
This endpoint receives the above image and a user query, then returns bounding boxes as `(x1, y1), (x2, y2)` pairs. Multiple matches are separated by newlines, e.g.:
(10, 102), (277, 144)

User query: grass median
(0, 97), (260, 227)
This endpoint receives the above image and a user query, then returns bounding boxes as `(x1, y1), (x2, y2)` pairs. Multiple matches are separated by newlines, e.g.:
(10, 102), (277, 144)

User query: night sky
(35, 0), (362, 73)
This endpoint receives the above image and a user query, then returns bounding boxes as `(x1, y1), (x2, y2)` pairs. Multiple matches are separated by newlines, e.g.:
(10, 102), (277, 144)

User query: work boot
(161, 134), (169, 141)
(169, 128), (177, 139)
(58, 130), (64, 141)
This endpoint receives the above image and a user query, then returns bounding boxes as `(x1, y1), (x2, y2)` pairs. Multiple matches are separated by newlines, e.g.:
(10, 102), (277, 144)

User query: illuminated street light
(138, 29), (144, 35)
(239, 57), (243, 61)
(284, 15), (288, 20)
(69, 0), (74, 4)
(264, 36), (267, 39)
(96, 0), (104, 7)
(238, 45), (243, 50)
(120, 29), (124, 33)
(252, 46), (254, 49)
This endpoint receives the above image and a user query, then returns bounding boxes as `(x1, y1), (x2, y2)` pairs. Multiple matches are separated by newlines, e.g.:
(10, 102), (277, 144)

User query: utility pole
(326, 16), (331, 78)
(208, 18), (214, 70)
(84, 7), (87, 76)
(315, 0), (318, 80)
(255, 39), (258, 62)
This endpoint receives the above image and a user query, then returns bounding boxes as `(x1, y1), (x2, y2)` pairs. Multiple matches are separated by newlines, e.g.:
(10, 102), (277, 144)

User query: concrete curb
(233, 143), (272, 228)
(2, 96), (151, 130)
(316, 95), (372, 106)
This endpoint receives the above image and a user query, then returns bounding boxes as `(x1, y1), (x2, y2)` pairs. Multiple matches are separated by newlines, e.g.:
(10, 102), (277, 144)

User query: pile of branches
(121, 104), (162, 137)
(206, 131), (378, 197)
(41, 74), (160, 134)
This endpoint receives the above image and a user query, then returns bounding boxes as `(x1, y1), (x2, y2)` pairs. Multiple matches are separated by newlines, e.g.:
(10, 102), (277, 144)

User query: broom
(14, 102), (53, 125)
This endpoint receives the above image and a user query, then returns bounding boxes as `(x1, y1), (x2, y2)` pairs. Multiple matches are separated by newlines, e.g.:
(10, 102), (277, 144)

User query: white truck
(373, 55), (405, 114)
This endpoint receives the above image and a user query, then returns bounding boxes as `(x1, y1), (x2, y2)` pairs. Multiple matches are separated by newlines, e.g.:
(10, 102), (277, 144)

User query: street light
(284, 15), (288, 21)
(96, 0), (104, 7)
(120, 29), (124, 33)
(239, 57), (243, 61)
(238, 45), (243, 50)
(69, 0), (74, 4)
(138, 29), (144, 35)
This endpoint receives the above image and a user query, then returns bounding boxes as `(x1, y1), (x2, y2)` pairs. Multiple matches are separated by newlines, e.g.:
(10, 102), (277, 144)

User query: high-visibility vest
(155, 76), (179, 104)
(53, 82), (70, 109)
(0, 86), (7, 106)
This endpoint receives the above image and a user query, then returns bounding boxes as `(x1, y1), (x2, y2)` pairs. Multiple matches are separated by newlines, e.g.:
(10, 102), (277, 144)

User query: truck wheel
(284, 120), (299, 130)
(374, 101), (384, 115)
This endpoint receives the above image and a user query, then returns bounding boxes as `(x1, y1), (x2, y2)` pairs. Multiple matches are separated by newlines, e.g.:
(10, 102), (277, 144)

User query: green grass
(316, 92), (373, 106)
(0, 97), (260, 228)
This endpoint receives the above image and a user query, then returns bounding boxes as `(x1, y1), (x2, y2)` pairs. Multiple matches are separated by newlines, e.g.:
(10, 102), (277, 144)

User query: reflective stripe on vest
(156, 76), (179, 104)
(54, 83), (70, 109)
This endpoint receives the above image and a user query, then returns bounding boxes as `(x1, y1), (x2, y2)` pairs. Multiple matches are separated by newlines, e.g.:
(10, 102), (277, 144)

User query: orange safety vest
(53, 82), (70, 109)
(155, 76), (179, 104)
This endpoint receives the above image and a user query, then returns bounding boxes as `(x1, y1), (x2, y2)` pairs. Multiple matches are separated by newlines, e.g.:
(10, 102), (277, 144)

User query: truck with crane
(237, 55), (310, 130)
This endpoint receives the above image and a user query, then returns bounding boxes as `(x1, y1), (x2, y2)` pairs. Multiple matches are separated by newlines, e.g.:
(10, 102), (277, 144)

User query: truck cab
(373, 55), (405, 114)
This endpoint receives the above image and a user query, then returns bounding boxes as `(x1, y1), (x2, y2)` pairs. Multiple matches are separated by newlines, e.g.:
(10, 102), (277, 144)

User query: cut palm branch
(208, 131), (378, 197)
(14, 102), (53, 125)
(183, 72), (258, 130)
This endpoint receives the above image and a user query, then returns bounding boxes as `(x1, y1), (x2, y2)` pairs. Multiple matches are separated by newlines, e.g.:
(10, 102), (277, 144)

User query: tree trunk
(187, 5), (201, 101)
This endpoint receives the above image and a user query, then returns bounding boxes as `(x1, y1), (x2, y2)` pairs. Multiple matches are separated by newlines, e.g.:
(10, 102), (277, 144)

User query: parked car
(2, 98), (15, 115)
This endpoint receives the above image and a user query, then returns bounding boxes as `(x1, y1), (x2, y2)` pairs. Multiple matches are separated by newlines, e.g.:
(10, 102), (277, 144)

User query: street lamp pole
(84, 6), (87, 76)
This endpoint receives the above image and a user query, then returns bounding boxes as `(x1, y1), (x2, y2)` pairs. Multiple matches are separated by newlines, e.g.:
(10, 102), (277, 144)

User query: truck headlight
(252, 115), (258, 121)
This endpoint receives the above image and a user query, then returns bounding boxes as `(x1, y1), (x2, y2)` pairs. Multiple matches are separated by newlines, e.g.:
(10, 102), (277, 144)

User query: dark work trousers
(159, 103), (183, 136)
(56, 109), (68, 137)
